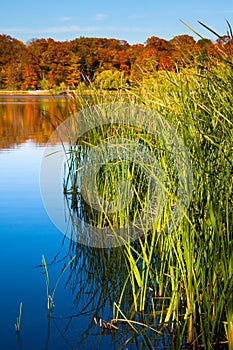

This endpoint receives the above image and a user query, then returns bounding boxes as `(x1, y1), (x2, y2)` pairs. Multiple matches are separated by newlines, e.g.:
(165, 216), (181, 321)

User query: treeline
(0, 33), (232, 90)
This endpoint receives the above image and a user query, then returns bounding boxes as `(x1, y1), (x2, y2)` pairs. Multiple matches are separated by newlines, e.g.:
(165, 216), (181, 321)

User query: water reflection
(0, 96), (70, 149)
(39, 233), (177, 350)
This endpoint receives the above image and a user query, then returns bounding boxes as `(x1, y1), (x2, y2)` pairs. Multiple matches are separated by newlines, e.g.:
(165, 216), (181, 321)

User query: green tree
(94, 70), (128, 90)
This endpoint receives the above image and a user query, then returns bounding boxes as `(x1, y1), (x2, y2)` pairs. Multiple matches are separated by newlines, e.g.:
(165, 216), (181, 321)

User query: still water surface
(0, 96), (123, 350)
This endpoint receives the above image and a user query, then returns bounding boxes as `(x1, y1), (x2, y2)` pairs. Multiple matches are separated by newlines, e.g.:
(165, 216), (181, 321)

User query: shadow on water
(35, 206), (229, 349)
(35, 237), (179, 350)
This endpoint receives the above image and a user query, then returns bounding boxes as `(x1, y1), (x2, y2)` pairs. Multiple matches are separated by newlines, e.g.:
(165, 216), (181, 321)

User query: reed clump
(63, 46), (232, 348)
(117, 52), (233, 348)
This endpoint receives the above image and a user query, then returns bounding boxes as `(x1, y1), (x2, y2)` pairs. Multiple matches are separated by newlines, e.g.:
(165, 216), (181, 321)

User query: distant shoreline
(0, 90), (69, 97)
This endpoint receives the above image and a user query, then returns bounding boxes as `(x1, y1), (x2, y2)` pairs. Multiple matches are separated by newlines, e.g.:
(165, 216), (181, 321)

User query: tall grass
(120, 54), (233, 348)
(62, 50), (232, 348)
(42, 254), (76, 312)
(15, 302), (23, 332)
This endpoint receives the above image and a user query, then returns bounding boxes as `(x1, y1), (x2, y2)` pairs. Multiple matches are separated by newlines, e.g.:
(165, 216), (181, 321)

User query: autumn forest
(0, 33), (233, 90)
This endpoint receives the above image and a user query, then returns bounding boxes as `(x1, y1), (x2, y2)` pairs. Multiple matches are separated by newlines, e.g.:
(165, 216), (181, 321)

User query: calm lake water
(0, 96), (129, 350)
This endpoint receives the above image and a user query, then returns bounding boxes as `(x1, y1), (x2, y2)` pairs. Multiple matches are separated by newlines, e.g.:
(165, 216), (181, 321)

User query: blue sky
(0, 0), (232, 44)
